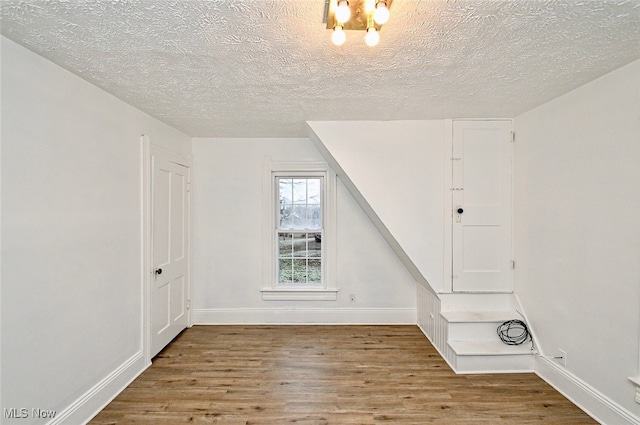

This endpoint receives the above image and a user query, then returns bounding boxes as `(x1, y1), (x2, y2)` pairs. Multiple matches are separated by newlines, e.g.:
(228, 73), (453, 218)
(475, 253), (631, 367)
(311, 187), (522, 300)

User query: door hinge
(510, 260), (515, 270)
(450, 157), (462, 161)
(450, 187), (464, 191)
(187, 299), (191, 310)
(187, 182), (191, 192)
(511, 132), (515, 143)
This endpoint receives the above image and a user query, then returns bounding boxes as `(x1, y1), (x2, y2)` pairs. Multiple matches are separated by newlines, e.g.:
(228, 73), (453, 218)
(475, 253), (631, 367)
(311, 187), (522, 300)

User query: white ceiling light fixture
(335, 0), (351, 24)
(331, 25), (346, 46)
(365, 26), (380, 47)
(324, 0), (392, 46)
(373, 1), (390, 25)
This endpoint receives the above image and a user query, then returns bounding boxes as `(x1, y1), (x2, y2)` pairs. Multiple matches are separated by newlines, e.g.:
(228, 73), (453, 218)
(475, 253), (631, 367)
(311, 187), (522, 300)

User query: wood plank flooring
(91, 326), (597, 424)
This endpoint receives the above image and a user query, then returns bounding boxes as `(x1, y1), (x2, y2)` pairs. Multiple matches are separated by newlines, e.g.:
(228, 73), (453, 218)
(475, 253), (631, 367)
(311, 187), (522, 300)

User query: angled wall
(307, 120), (447, 294)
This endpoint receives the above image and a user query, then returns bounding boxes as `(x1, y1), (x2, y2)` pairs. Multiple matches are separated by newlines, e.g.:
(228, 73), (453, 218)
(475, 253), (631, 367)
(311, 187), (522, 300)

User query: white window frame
(261, 158), (337, 301)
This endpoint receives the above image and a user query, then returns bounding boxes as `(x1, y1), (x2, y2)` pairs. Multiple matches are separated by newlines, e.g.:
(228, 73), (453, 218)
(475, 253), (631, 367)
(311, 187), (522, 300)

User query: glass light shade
(365, 27), (379, 47)
(331, 25), (346, 46)
(335, 0), (351, 24)
(373, 2), (390, 25)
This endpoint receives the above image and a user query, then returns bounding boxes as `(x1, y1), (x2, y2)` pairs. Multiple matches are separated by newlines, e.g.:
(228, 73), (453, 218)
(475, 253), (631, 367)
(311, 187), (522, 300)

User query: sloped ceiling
(1, 0), (639, 137)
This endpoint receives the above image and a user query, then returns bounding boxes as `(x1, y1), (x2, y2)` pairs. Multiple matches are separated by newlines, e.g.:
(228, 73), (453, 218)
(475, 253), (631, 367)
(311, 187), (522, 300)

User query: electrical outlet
(349, 293), (356, 303)
(558, 349), (567, 367)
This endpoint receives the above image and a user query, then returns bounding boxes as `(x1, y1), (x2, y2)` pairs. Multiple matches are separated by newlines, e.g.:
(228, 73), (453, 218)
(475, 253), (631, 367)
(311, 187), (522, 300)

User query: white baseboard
(535, 355), (640, 425)
(49, 351), (149, 425)
(417, 323), (457, 373)
(192, 307), (416, 325)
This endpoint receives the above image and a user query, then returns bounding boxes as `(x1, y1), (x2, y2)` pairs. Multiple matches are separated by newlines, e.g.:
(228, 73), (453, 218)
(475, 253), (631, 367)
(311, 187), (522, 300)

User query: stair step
(439, 293), (515, 312)
(441, 310), (521, 323)
(446, 322), (505, 341)
(448, 340), (533, 356)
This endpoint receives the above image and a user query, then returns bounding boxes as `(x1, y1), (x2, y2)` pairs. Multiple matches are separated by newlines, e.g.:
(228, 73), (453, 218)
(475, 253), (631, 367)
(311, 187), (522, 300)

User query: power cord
(497, 319), (532, 347)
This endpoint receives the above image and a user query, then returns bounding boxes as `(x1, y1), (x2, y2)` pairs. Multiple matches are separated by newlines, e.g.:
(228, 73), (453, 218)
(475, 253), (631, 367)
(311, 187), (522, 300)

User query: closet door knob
(155, 268), (163, 275)
(457, 208), (464, 214)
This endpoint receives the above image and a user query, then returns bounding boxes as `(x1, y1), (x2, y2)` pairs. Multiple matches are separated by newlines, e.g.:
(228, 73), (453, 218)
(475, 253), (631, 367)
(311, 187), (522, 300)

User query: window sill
(261, 288), (338, 301)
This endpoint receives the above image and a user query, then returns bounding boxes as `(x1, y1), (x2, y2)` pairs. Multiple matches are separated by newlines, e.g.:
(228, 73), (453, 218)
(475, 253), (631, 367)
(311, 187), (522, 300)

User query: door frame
(443, 119), (454, 293)
(141, 135), (192, 364)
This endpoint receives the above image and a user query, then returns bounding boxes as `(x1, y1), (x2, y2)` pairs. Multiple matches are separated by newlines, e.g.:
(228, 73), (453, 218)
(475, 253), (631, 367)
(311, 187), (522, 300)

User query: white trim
(262, 156), (274, 296)
(442, 119), (453, 293)
(188, 149), (195, 327)
(261, 288), (338, 301)
(634, 269), (640, 404)
(147, 143), (191, 167)
(48, 351), (148, 425)
(192, 307), (416, 325)
(629, 377), (640, 406)
(512, 294), (540, 354)
(535, 355), (640, 425)
(0, 77), (2, 411)
(262, 158), (337, 297)
(417, 323), (457, 373)
(141, 135), (152, 363)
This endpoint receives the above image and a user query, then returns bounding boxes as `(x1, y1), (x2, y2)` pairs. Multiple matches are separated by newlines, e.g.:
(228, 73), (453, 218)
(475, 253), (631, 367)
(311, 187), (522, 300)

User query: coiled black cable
(497, 319), (531, 346)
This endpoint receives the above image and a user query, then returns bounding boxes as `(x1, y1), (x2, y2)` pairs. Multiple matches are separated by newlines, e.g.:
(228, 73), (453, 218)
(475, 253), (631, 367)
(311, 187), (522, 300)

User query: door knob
(457, 208), (464, 214)
(155, 268), (162, 275)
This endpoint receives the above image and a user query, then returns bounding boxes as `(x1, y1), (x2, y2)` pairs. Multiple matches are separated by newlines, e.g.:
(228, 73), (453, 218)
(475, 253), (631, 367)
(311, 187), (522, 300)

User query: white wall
(307, 121), (447, 293)
(1, 37), (190, 424)
(191, 138), (417, 324)
(514, 59), (640, 419)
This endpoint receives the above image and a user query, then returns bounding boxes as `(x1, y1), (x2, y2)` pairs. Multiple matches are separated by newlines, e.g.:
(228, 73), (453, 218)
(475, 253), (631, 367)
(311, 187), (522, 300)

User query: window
(277, 177), (323, 285)
(262, 159), (336, 301)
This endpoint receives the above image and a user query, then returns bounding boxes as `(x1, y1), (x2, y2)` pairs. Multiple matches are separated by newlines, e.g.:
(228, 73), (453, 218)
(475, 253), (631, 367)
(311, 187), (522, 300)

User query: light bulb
(373, 1), (390, 25)
(365, 27), (379, 47)
(331, 25), (346, 46)
(364, 0), (376, 14)
(335, 0), (351, 24)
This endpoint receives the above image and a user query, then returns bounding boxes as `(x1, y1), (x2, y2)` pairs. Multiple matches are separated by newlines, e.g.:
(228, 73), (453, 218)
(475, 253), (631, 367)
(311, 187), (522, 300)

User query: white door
(151, 155), (189, 357)
(452, 120), (513, 292)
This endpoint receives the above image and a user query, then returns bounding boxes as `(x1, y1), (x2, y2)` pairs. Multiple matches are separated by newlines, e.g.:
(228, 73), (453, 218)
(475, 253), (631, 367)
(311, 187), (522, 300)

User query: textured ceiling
(1, 0), (639, 137)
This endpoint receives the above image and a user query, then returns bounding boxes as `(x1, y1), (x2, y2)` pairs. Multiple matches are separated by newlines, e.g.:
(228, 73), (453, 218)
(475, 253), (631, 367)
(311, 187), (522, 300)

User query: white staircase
(418, 287), (535, 374)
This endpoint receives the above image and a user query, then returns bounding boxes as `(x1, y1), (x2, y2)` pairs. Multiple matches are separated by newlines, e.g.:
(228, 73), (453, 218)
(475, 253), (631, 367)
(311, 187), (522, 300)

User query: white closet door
(150, 156), (189, 357)
(452, 120), (513, 293)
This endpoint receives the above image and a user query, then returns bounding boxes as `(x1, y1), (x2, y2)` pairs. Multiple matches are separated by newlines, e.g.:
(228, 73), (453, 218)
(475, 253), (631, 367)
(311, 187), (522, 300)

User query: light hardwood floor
(91, 326), (596, 424)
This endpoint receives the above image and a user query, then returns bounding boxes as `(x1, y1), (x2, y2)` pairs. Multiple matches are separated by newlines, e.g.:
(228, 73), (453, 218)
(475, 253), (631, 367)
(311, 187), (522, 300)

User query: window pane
(308, 259), (321, 283)
(279, 179), (293, 205)
(307, 179), (320, 204)
(280, 206), (294, 229)
(292, 259), (308, 283)
(278, 233), (293, 257)
(309, 233), (321, 257)
(293, 179), (307, 204)
(292, 205), (306, 228)
(307, 206), (321, 229)
(278, 179), (293, 228)
(292, 233), (307, 257)
(278, 259), (293, 283)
